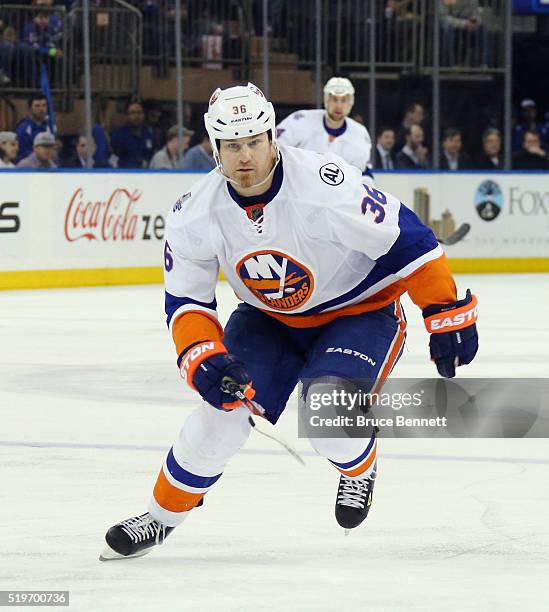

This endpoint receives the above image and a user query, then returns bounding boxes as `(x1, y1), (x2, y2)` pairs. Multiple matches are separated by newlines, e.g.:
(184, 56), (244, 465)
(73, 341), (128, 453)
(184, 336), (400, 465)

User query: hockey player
(276, 77), (372, 174)
(101, 83), (478, 560)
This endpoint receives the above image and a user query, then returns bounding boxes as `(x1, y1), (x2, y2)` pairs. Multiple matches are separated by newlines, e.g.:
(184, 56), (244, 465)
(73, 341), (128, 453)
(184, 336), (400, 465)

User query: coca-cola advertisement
(64, 187), (151, 243)
(53, 173), (204, 264)
(0, 172), (208, 288)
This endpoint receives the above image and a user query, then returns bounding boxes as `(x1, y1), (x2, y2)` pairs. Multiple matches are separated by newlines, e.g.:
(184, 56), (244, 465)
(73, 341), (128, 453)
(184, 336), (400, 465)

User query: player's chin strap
(216, 145), (281, 190)
(221, 377), (305, 467)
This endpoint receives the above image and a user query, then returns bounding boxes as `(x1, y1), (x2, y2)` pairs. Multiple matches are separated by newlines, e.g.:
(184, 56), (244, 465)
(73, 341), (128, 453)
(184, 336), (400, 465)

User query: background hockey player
(101, 83), (478, 561)
(276, 77), (373, 175)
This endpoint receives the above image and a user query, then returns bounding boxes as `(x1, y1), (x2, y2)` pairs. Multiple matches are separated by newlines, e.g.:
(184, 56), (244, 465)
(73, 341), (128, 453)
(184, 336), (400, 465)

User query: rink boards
(1, 169), (548, 289)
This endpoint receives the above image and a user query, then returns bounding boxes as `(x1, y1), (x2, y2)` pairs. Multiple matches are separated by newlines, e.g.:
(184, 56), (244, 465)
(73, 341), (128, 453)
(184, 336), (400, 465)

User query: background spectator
(15, 93), (51, 161)
(111, 101), (154, 168)
(17, 130), (57, 168)
(32, 0), (63, 37)
(92, 96), (111, 168)
(440, 127), (470, 170)
(19, 8), (63, 86)
(54, 134), (63, 164)
(395, 125), (429, 169)
(385, 0), (417, 20)
(181, 132), (215, 171)
(395, 102), (425, 151)
(512, 99), (546, 150)
(144, 100), (165, 151)
(373, 126), (396, 170)
(513, 131), (549, 170)
(0, 13), (17, 85)
(141, 0), (163, 59)
(63, 133), (96, 167)
(149, 125), (193, 169)
(440, 0), (487, 67)
(383, 1), (418, 64)
(0, 132), (19, 167)
(475, 127), (503, 170)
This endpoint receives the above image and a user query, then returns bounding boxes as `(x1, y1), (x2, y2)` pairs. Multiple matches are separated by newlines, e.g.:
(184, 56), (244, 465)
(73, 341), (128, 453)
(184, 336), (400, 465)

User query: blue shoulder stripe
(373, 203), (439, 273)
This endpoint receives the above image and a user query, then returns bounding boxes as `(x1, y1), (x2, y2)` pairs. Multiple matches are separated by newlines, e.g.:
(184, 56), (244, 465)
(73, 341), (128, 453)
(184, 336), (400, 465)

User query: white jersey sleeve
(358, 125), (372, 171)
(163, 188), (220, 332)
(328, 182), (400, 261)
(324, 173), (442, 276)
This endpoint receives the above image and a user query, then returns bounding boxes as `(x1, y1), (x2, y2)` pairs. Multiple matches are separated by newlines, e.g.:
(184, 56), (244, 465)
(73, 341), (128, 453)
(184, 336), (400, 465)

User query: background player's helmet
(323, 77), (355, 107)
(204, 83), (277, 168)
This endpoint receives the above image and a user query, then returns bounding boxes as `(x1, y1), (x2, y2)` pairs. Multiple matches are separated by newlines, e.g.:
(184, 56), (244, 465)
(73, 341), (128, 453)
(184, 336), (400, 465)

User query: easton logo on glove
(422, 289), (479, 378)
(180, 341), (227, 388)
(423, 293), (478, 333)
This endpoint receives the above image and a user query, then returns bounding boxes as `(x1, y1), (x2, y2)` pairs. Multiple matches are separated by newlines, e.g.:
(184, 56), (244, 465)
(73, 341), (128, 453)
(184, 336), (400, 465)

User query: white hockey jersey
(276, 109), (372, 173)
(164, 146), (456, 352)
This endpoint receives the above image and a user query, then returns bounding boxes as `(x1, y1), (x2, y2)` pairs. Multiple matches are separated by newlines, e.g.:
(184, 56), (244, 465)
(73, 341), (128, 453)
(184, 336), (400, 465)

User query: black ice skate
(335, 463), (377, 532)
(99, 513), (174, 561)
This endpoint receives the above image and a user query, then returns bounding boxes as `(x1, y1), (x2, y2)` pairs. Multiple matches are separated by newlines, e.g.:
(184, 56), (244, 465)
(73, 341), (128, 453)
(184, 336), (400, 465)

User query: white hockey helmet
(204, 82), (277, 168)
(323, 77), (355, 107)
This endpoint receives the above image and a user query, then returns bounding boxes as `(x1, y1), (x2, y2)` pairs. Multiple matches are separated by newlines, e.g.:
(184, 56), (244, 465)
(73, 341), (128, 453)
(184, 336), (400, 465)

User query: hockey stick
(222, 380), (306, 466)
(437, 222), (470, 246)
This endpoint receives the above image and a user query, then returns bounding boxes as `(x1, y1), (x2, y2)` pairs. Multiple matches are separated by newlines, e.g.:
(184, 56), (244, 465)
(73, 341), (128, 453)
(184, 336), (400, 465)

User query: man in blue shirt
(15, 93), (51, 161)
(111, 101), (155, 168)
(181, 133), (215, 171)
(512, 99), (546, 151)
(19, 8), (63, 87)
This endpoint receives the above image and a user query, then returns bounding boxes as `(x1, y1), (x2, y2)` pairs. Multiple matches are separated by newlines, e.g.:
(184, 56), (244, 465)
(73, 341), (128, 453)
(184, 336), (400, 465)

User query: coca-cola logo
(64, 187), (165, 243)
(64, 187), (142, 242)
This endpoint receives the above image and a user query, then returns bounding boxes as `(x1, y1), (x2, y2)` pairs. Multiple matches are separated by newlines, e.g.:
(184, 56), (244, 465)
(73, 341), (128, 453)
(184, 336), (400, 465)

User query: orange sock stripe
(338, 444), (377, 477)
(153, 469), (205, 513)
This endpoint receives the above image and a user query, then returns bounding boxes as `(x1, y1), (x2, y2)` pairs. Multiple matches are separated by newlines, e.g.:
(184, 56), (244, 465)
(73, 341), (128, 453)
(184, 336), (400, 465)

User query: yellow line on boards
(447, 258), (549, 273)
(0, 267), (163, 290)
(0, 260), (547, 291)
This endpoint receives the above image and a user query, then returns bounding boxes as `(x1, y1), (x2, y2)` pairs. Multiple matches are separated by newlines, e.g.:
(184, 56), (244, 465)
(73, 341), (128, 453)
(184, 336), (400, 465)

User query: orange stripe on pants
(371, 301), (407, 396)
(153, 469), (205, 513)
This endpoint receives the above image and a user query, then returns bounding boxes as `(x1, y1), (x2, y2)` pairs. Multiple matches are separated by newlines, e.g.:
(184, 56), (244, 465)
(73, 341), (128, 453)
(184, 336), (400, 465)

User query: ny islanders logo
(237, 250), (314, 311)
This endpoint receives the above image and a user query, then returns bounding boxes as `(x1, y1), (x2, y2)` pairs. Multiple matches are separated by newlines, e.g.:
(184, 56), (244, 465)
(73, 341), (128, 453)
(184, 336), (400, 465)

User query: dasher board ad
(374, 173), (549, 259)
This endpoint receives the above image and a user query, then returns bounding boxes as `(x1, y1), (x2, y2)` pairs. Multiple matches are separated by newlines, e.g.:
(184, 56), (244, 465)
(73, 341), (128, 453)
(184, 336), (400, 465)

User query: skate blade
(99, 546), (151, 562)
(344, 529), (351, 537)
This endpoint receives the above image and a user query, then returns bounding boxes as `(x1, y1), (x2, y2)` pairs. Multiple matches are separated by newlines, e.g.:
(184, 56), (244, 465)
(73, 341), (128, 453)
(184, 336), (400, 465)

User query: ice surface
(1, 275), (548, 611)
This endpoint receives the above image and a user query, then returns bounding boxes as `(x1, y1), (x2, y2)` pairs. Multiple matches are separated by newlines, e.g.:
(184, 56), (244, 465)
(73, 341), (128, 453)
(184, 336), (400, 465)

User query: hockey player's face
(325, 94), (352, 123)
(219, 133), (276, 190)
